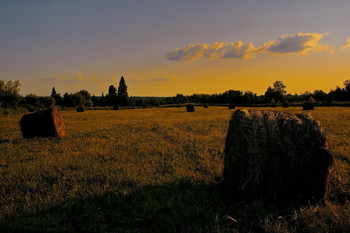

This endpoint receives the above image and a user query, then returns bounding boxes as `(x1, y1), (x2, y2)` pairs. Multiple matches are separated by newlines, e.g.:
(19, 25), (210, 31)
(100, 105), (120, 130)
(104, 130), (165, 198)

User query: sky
(1, 0), (350, 97)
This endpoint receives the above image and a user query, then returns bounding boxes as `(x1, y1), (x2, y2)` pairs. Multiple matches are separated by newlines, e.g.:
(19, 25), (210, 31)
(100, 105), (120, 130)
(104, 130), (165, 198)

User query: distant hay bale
(282, 103), (289, 108)
(303, 102), (315, 110)
(229, 104), (236, 109)
(186, 104), (195, 112)
(20, 107), (66, 138)
(113, 105), (120, 110)
(76, 107), (85, 112)
(203, 104), (208, 108)
(224, 109), (332, 205)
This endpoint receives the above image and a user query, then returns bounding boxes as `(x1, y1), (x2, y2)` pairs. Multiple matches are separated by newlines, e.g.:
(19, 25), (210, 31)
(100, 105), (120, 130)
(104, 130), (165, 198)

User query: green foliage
(62, 90), (92, 107)
(39, 96), (56, 108)
(0, 80), (21, 108)
(24, 94), (40, 106)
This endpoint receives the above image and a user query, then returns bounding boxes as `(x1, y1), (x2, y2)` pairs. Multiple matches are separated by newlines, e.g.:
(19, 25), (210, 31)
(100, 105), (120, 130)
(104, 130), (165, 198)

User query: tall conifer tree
(117, 76), (128, 96)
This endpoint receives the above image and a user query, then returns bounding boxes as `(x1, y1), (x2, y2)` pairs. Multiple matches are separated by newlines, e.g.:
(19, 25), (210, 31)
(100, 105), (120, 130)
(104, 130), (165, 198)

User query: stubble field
(1, 106), (350, 232)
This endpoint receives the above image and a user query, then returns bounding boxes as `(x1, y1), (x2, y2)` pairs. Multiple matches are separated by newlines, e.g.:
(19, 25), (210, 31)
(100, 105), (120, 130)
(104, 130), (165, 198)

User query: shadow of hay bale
(19, 107), (66, 138)
(224, 109), (332, 205)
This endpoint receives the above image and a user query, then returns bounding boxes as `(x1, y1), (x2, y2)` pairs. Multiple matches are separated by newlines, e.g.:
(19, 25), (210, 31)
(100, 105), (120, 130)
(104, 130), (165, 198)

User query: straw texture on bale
(303, 102), (315, 110)
(224, 109), (332, 205)
(20, 107), (66, 138)
(76, 107), (85, 112)
(186, 104), (195, 112)
(229, 104), (236, 109)
(113, 105), (120, 110)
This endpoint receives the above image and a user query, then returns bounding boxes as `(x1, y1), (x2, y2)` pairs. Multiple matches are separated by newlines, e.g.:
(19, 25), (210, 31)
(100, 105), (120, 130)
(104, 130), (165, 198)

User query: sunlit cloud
(74, 73), (85, 82)
(39, 73), (98, 83)
(166, 44), (210, 62)
(342, 38), (350, 49)
(267, 33), (332, 55)
(166, 32), (332, 62)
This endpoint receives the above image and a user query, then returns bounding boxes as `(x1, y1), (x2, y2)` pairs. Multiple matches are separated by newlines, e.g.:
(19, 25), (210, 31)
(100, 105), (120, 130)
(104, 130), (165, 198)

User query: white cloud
(166, 32), (332, 62)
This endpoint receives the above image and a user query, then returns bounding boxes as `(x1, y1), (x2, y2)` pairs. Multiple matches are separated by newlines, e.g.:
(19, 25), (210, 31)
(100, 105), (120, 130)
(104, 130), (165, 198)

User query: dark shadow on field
(0, 139), (11, 144)
(0, 181), (292, 233)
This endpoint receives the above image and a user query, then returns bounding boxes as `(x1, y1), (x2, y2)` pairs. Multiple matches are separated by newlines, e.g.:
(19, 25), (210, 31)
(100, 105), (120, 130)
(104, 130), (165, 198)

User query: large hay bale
(76, 107), (85, 112)
(113, 105), (120, 110)
(224, 109), (332, 205)
(229, 104), (236, 109)
(186, 104), (195, 112)
(20, 107), (66, 138)
(303, 102), (315, 110)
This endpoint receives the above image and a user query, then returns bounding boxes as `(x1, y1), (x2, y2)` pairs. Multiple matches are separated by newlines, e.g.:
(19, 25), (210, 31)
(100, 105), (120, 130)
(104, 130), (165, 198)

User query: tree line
(1, 77), (350, 110)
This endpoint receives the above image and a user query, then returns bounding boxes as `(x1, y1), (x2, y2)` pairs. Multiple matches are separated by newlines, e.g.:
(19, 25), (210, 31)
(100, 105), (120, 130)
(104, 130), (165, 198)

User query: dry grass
(0, 106), (350, 232)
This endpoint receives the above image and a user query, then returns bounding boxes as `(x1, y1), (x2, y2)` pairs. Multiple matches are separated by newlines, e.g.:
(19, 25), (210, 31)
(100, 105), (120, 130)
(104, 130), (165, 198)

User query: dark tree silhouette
(265, 81), (287, 104)
(118, 76), (128, 96)
(108, 85), (117, 95)
(273, 80), (287, 94)
(50, 87), (63, 105)
(51, 87), (57, 97)
(117, 76), (129, 106)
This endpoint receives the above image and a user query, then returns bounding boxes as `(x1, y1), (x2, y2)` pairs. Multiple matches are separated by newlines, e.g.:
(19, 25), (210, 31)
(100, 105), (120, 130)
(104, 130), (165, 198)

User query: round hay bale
(229, 104), (236, 109)
(76, 107), (85, 112)
(186, 104), (195, 112)
(224, 109), (332, 205)
(20, 107), (66, 138)
(203, 104), (208, 108)
(282, 103), (289, 108)
(113, 105), (120, 110)
(303, 102), (315, 110)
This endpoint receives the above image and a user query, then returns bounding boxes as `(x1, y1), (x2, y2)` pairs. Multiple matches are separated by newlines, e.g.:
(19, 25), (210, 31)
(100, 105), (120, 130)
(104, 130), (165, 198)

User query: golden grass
(1, 106), (350, 232)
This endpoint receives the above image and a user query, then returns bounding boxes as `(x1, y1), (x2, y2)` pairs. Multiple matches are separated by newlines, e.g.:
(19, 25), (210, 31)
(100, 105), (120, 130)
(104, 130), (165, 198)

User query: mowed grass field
(1, 106), (350, 233)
